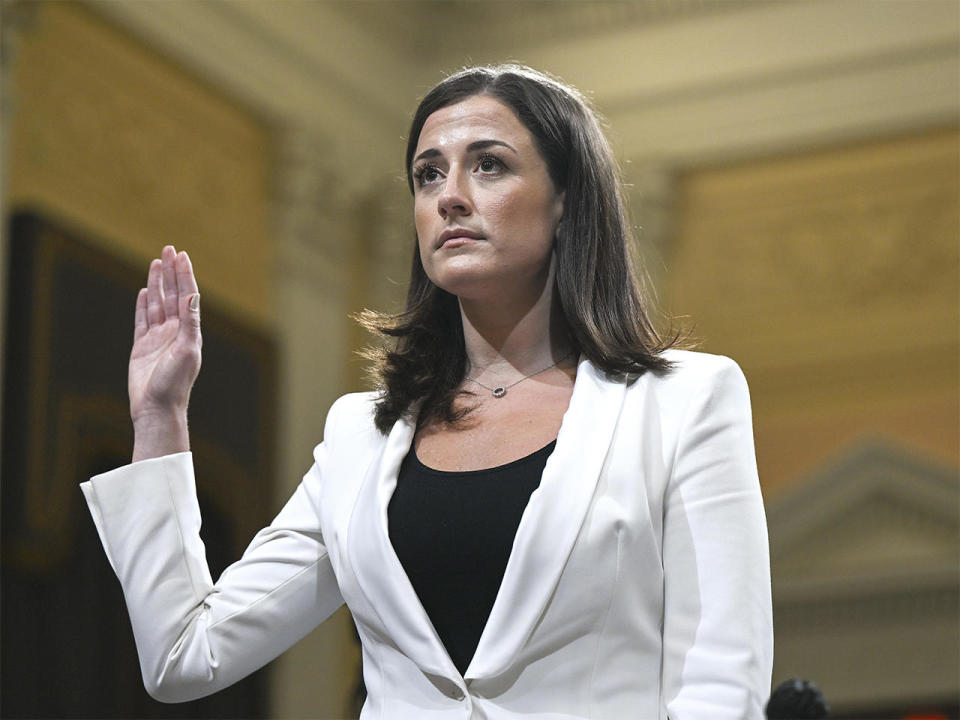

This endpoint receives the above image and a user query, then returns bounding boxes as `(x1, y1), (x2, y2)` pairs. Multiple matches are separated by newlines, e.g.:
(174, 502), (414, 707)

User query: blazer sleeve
(80, 440), (344, 703)
(660, 357), (773, 719)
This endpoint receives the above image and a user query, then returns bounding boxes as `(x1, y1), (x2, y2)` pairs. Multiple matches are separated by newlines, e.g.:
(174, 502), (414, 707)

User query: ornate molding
(336, 1), (766, 60)
(85, 0), (958, 182)
(1, 0), (40, 195)
(768, 439), (959, 702)
(273, 125), (347, 256)
(776, 582), (957, 629)
(0, 1), (40, 80)
(769, 439), (959, 621)
(769, 440), (958, 550)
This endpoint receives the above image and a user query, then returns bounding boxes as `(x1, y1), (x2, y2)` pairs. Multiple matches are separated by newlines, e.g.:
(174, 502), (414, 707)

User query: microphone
(765, 677), (830, 719)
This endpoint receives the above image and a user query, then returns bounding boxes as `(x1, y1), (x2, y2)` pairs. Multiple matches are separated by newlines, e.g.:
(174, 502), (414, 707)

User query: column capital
(623, 161), (678, 296)
(273, 125), (355, 262)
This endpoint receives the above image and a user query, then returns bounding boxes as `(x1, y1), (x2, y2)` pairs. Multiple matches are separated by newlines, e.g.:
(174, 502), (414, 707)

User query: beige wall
(5, 1), (273, 328)
(665, 127), (959, 500)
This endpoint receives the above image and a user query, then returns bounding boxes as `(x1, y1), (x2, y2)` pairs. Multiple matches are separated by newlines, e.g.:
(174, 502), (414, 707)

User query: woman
(82, 65), (773, 719)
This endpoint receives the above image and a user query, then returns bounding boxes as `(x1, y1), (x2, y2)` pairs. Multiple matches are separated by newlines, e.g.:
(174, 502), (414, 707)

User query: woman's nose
(437, 172), (472, 219)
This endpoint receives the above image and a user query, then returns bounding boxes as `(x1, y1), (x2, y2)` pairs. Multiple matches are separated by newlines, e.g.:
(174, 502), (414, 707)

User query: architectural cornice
(84, 0), (958, 177)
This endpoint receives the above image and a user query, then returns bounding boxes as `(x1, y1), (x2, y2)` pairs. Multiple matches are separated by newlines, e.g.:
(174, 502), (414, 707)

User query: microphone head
(765, 677), (830, 719)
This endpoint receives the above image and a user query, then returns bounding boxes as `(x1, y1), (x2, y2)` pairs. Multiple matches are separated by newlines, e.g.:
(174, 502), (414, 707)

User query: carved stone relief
(768, 439), (959, 705)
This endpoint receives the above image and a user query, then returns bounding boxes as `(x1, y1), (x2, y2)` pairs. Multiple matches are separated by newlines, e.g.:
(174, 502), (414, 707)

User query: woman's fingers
(134, 288), (148, 341)
(175, 250), (199, 297)
(161, 245), (179, 319)
(146, 258), (165, 327)
(141, 248), (197, 340)
(176, 251), (202, 348)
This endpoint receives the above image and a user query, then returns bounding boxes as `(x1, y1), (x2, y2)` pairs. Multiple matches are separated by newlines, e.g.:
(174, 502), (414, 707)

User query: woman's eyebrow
(413, 139), (518, 164)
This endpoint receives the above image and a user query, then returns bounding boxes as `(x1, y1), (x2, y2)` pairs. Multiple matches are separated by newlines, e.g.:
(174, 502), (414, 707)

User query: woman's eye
(477, 155), (502, 173)
(414, 165), (442, 186)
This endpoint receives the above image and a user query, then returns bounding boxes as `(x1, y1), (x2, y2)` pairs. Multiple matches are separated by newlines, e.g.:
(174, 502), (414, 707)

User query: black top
(387, 440), (555, 676)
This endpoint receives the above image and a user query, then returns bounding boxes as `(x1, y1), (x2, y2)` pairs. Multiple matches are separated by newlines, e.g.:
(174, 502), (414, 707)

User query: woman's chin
(429, 262), (554, 306)
(426, 263), (498, 299)
(433, 277), (496, 302)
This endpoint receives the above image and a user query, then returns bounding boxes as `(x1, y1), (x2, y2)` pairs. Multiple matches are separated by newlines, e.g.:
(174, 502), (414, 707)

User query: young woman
(82, 65), (773, 719)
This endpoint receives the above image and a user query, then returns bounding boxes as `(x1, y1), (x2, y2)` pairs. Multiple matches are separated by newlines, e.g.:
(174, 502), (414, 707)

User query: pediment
(767, 438), (958, 588)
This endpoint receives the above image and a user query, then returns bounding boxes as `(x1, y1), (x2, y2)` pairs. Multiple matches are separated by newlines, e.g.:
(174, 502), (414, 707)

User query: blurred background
(1, 1), (957, 718)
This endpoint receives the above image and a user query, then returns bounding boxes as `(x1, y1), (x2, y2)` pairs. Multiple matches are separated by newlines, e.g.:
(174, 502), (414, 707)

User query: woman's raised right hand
(129, 245), (202, 462)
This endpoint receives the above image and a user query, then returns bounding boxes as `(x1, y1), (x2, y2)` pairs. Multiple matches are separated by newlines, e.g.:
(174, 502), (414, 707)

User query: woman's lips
(437, 229), (484, 248)
(440, 236), (482, 249)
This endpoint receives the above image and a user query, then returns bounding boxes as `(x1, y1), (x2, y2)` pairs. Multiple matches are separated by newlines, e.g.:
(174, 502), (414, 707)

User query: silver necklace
(467, 350), (575, 398)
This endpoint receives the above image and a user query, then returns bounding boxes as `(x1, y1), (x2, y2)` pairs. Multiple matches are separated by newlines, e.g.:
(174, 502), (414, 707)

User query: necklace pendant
(492, 386), (507, 398)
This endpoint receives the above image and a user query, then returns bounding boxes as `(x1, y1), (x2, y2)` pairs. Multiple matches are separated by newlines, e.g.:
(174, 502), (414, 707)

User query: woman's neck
(457, 266), (573, 380)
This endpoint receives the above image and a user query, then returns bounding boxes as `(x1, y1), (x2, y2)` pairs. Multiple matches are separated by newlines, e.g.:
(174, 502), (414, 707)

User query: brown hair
(359, 64), (681, 433)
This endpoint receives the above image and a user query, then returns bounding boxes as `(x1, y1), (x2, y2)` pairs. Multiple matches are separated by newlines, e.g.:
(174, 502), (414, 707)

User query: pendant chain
(467, 350), (575, 398)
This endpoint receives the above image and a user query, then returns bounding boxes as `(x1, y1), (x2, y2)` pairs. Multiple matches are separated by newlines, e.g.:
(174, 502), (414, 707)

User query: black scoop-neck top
(387, 440), (556, 676)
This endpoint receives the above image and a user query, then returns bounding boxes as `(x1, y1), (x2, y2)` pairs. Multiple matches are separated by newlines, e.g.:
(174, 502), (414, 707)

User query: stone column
(270, 123), (362, 720)
(624, 162), (678, 314)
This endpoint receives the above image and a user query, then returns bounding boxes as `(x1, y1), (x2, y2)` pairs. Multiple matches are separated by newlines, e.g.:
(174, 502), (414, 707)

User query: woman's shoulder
(659, 348), (745, 378)
(626, 349), (749, 398)
(615, 350), (754, 436)
(327, 390), (380, 416)
(310, 391), (387, 467)
(322, 391), (383, 441)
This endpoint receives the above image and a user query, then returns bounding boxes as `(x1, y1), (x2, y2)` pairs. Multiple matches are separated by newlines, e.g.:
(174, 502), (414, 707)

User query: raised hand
(129, 245), (202, 462)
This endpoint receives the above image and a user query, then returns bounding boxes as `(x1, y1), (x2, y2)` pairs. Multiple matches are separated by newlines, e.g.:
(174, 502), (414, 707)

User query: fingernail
(189, 294), (200, 311)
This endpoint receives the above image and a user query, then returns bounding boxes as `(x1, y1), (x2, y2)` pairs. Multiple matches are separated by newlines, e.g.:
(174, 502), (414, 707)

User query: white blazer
(81, 350), (773, 719)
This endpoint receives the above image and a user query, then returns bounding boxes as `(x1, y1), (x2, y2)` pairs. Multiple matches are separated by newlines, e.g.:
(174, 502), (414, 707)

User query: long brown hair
(359, 64), (682, 433)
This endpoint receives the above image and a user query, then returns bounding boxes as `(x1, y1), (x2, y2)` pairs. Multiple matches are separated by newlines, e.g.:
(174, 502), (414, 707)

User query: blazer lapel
(346, 409), (459, 678)
(466, 358), (628, 679)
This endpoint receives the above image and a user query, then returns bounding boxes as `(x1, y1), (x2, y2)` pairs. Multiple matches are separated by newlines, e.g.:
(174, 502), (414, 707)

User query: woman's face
(412, 95), (564, 302)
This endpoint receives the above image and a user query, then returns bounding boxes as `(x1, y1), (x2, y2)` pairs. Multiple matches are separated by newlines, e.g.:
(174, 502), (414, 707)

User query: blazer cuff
(80, 452), (197, 577)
